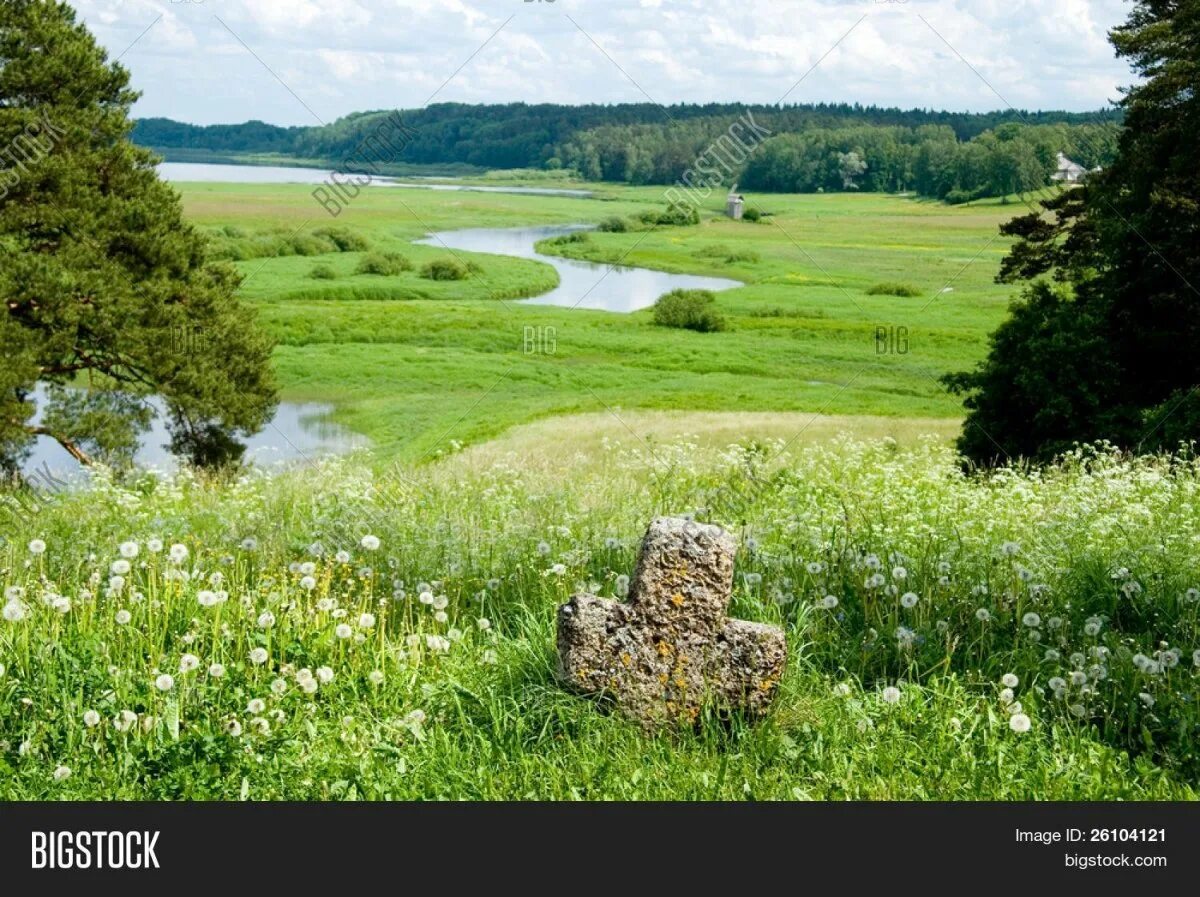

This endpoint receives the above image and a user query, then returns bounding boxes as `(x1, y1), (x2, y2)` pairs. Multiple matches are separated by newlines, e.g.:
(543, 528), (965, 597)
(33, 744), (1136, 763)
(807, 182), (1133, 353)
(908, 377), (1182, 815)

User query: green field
(178, 181), (1023, 459)
(5, 180), (1199, 801)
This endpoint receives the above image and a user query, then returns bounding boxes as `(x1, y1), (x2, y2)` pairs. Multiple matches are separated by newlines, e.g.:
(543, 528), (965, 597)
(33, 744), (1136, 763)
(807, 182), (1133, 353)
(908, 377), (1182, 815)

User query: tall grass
(1, 437), (1197, 798)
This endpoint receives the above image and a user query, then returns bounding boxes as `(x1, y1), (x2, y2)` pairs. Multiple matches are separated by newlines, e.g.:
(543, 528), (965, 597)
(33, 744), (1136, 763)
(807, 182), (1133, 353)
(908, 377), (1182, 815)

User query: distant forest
(133, 102), (1122, 202)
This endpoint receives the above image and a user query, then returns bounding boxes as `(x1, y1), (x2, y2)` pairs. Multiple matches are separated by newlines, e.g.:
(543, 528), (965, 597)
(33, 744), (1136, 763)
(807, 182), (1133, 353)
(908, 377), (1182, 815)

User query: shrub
(597, 216), (628, 233)
(255, 235), (292, 257)
(545, 232), (590, 247)
(866, 282), (923, 297)
(355, 252), (413, 276)
(652, 289), (726, 332)
(742, 207), (761, 222)
(308, 264), (338, 280)
(654, 201), (700, 226)
(313, 227), (370, 252)
(291, 233), (337, 256)
(420, 258), (470, 281)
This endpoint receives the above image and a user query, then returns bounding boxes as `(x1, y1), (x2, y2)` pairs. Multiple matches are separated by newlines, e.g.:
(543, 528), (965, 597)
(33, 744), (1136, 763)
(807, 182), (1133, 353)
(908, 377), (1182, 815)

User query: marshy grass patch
(865, 281), (924, 297)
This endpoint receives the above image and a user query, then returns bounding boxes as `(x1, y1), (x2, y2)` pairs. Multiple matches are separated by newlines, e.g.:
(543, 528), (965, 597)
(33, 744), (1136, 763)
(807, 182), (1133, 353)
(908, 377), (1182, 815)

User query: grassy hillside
(2, 438), (1197, 799)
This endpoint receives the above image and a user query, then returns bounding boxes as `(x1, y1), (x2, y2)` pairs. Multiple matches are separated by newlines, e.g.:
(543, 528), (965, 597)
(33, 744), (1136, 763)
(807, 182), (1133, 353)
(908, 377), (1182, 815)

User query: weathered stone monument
(556, 516), (787, 728)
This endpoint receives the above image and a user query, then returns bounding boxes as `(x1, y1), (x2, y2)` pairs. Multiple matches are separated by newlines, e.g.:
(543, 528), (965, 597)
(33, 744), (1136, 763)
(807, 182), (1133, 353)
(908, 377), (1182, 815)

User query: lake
(417, 225), (742, 313)
(21, 385), (367, 481)
(158, 162), (592, 196)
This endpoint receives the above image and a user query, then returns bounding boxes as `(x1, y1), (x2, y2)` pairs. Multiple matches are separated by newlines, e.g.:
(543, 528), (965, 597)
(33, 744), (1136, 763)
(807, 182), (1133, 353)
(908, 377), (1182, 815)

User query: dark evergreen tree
(1, 0), (277, 470)
(946, 0), (1200, 464)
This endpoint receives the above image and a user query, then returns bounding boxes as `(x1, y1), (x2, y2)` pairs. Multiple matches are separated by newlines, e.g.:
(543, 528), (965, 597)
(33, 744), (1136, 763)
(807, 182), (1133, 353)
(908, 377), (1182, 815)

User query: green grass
(1, 438), (1197, 799)
(175, 182), (1022, 459)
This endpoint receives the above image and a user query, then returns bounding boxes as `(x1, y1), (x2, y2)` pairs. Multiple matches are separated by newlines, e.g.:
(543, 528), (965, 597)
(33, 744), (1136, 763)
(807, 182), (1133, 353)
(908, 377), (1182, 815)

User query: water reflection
(20, 385), (366, 479)
(417, 225), (742, 313)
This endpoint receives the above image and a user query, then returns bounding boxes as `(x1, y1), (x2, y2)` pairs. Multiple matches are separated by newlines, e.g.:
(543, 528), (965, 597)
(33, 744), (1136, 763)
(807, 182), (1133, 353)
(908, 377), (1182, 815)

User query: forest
(133, 101), (1121, 201)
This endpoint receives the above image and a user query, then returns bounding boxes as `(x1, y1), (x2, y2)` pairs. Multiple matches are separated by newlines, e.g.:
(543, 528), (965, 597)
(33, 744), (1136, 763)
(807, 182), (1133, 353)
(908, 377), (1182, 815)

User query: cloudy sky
(73, 0), (1136, 126)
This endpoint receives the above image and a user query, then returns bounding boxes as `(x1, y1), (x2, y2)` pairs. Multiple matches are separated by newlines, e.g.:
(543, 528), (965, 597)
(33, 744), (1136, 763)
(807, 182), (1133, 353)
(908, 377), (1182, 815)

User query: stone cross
(556, 516), (787, 728)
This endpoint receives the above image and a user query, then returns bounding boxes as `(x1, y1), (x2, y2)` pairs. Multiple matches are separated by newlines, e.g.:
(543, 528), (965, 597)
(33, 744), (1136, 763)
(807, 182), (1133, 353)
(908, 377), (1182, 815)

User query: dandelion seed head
(114, 710), (137, 732)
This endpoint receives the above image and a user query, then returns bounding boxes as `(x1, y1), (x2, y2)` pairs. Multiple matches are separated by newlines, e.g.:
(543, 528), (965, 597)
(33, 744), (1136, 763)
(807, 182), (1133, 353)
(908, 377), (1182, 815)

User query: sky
(72, 0), (1137, 127)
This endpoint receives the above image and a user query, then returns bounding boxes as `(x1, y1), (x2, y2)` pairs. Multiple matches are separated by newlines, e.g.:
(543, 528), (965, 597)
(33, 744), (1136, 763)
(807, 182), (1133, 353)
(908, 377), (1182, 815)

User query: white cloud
(67, 0), (1132, 125)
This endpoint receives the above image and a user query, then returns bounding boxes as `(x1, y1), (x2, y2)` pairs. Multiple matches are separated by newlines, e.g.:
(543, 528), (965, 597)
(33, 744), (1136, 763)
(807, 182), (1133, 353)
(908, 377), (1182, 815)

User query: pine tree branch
(17, 422), (94, 466)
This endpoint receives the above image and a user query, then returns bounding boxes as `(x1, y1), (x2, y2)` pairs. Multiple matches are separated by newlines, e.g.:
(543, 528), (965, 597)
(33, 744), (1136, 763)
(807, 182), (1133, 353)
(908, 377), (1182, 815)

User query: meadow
(2, 437), (1198, 799)
(178, 180), (1021, 459)
(5, 178), (1196, 801)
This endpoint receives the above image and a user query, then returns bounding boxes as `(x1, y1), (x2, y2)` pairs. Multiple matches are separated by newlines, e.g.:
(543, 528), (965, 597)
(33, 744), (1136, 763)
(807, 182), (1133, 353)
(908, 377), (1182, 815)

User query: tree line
(133, 102), (1121, 201)
(735, 122), (1119, 201)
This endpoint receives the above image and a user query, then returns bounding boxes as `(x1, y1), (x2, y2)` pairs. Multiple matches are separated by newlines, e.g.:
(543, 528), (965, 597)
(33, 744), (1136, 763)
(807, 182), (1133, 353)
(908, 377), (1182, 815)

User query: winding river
(21, 165), (741, 477)
(418, 225), (741, 313)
